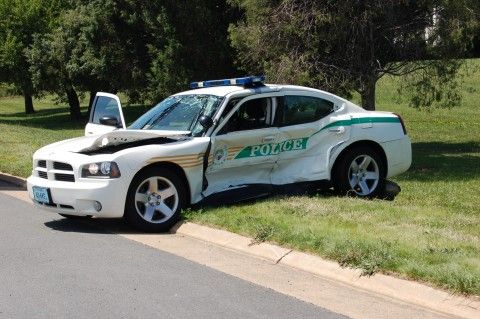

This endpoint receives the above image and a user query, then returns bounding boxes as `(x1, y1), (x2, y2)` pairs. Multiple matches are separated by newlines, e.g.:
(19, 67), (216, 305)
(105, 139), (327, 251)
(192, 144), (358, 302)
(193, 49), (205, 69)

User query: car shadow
(44, 218), (115, 234)
(193, 185), (339, 210)
(43, 183), (389, 235)
(43, 217), (169, 236)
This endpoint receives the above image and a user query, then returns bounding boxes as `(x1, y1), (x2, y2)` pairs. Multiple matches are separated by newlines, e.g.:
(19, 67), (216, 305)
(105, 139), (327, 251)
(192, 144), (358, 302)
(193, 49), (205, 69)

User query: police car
(27, 76), (411, 232)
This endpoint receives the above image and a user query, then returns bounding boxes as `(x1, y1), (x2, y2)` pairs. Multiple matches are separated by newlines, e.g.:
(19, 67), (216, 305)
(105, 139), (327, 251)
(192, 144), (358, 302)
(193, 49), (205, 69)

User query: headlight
(81, 162), (121, 178)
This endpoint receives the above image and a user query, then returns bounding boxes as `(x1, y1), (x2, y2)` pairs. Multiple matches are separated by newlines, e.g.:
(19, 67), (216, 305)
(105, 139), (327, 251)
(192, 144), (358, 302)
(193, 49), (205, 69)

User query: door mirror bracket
(199, 115), (214, 129)
(99, 116), (120, 127)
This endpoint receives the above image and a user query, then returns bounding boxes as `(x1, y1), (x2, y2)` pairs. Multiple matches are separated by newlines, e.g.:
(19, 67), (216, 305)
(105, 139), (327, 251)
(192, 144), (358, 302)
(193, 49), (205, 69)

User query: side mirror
(99, 116), (120, 127)
(199, 115), (213, 129)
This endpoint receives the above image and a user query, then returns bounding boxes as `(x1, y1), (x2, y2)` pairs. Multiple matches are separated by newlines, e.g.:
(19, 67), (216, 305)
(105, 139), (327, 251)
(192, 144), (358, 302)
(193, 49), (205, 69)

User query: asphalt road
(0, 188), (346, 319)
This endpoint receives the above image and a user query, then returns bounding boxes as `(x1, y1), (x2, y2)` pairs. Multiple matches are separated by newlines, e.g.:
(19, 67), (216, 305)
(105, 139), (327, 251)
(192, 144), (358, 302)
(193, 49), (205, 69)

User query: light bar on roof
(190, 75), (265, 89)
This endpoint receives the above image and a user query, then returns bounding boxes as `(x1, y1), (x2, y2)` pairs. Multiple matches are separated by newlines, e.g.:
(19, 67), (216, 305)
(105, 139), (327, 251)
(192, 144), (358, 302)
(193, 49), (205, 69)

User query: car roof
(174, 85), (246, 97)
(175, 83), (341, 100)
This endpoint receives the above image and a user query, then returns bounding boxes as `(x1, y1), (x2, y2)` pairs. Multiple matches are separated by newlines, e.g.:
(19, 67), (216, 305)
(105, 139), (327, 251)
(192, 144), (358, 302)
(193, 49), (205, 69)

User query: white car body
(27, 79), (411, 229)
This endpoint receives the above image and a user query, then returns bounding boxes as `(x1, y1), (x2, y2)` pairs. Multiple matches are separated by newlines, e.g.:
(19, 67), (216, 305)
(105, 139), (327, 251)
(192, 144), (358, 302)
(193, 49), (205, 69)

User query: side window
(280, 96), (334, 126)
(218, 98), (241, 125)
(219, 97), (272, 134)
(91, 96), (122, 125)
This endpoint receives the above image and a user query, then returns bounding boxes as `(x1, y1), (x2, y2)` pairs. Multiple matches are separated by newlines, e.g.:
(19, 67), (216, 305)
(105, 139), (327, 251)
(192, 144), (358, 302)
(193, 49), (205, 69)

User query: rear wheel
(333, 146), (385, 198)
(124, 167), (186, 232)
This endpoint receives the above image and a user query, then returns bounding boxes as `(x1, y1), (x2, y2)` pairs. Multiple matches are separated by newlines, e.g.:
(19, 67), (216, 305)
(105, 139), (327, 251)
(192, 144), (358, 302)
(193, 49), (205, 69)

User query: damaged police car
(27, 76), (411, 232)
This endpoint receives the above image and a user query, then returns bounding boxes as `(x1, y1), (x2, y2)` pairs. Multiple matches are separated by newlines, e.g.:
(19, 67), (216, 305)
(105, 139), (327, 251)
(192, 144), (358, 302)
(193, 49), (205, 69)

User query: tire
(333, 146), (386, 198)
(124, 167), (186, 232)
(59, 214), (92, 219)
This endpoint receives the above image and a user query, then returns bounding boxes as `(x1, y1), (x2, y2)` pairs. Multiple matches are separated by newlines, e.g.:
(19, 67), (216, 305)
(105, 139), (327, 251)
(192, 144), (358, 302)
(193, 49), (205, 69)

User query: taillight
(393, 113), (407, 135)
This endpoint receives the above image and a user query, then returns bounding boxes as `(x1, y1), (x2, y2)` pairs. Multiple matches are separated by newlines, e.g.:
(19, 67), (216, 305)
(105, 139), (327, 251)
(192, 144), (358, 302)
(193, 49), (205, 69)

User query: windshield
(129, 94), (223, 135)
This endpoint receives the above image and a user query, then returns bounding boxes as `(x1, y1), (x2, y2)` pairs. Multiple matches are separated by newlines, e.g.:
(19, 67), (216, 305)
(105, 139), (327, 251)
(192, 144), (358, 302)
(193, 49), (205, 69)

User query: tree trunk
(66, 84), (82, 121)
(361, 79), (376, 111)
(24, 92), (34, 114)
(87, 91), (97, 117)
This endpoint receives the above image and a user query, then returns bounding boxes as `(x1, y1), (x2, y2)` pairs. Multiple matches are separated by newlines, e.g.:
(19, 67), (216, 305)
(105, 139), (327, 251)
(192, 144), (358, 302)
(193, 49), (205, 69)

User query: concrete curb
(174, 222), (480, 319)
(0, 172), (27, 189)
(1, 173), (478, 318)
(172, 221), (292, 263)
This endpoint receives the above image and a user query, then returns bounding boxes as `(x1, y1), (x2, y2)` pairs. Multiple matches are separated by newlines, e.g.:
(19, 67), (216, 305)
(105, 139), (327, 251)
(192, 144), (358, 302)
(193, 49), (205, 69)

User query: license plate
(32, 186), (51, 204)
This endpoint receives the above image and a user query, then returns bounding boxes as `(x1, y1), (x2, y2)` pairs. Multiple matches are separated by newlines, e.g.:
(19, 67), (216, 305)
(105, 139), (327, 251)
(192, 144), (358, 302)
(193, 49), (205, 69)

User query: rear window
(279, 96), (334, 126)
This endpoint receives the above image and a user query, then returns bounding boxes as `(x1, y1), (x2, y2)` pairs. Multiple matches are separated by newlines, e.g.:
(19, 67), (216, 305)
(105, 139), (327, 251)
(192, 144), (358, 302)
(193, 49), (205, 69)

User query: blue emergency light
(190, 75), (265, 89)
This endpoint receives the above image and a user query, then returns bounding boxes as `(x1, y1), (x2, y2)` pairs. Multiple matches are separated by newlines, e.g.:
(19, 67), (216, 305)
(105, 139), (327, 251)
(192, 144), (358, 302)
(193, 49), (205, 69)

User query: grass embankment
(0, 61), (479, 295)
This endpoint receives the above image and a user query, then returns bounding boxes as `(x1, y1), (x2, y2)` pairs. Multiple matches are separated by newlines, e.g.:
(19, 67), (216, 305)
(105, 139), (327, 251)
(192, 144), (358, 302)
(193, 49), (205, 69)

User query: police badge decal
(213, 145), (228, 165)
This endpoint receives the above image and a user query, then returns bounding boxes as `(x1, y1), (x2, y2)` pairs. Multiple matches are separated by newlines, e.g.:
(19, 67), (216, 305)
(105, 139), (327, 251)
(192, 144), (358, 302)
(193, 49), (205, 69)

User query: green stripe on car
(235, 137), (308, 159)
(312, 116), (400, 137)
(234, 117), (400, 159)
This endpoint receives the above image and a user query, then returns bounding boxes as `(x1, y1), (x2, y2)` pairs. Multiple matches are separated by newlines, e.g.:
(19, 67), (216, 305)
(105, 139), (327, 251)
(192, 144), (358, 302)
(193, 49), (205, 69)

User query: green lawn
(1, 61), (479, 295)
(0, 96), (148, 176)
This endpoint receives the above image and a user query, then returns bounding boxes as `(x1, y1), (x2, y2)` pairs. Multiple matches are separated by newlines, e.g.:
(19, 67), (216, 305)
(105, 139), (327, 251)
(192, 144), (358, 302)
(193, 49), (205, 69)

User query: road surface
(0, 183), (344, 319)
(1, 179), (464, 319)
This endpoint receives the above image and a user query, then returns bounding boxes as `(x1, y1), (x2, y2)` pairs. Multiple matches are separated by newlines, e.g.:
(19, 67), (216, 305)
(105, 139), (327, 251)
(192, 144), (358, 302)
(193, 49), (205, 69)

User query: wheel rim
(134, 176), (179, 224)
(348, 155), (380, 196)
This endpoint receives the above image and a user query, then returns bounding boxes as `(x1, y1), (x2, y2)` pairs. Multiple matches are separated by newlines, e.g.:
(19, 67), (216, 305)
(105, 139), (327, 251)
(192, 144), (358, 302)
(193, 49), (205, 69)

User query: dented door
(271, 93), (351, 184)
(204, 95), (280, 196)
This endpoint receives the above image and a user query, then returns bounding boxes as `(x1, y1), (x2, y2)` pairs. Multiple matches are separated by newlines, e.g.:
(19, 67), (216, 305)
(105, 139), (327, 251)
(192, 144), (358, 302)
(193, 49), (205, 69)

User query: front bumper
(27, 175), (127, 218)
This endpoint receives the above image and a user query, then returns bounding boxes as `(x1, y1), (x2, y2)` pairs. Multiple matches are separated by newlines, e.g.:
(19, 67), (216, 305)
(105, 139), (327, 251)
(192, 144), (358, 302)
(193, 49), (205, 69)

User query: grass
(0, 96), (148, 176)
(188, 60), (480, 296)
(0, 96), (84, 176)
(1, 60), (479, 295)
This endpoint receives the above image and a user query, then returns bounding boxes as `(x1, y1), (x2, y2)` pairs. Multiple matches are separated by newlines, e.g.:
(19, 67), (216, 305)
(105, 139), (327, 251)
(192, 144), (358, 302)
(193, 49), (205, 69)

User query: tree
(230, 0), (477, 110)
(162, 0), (239, 82)
(29, 0), (191, 114)
(0, 0), (62, 113)
(467, 0), (480, 57)
(26, 0), (238, 118)
(28, 22), (83, 120)
(28, 3), (120, 120)
(400, 1), (478, 109)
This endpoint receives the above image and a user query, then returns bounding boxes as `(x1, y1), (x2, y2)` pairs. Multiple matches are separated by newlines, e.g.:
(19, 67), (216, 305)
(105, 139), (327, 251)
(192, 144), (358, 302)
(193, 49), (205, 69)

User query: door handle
(262, 136), (276, 143)
(329, 126), (345, 134)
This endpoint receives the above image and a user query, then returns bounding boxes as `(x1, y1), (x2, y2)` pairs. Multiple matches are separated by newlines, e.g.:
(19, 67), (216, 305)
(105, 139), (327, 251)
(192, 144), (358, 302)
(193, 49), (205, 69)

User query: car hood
(88, 129), (190, 148)
(36, 130), (190, 155)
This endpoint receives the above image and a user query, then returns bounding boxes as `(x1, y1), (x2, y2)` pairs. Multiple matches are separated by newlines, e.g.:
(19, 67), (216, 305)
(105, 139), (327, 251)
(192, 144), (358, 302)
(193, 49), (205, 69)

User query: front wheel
(124, 167), (186, 232)
(333, 146), (386, 198)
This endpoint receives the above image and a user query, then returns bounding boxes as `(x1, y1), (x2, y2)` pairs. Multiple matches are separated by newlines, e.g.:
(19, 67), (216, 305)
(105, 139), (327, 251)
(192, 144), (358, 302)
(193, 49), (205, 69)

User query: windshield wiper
(143, 101), (180, 129)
